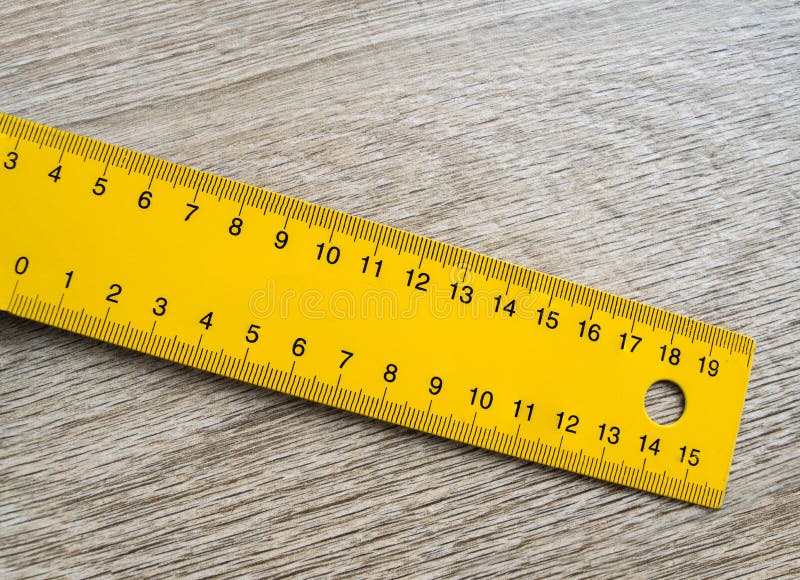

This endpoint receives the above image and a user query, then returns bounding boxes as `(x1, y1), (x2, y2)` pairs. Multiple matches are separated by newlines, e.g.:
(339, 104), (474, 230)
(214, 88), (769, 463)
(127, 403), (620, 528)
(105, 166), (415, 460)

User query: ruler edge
(0, 112), (756, 359)
(0, 112), (757, 507)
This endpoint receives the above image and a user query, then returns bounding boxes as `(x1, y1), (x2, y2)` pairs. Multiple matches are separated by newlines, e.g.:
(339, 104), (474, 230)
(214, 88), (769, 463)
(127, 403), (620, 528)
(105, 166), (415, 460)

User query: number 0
(14, 256), (29, 275)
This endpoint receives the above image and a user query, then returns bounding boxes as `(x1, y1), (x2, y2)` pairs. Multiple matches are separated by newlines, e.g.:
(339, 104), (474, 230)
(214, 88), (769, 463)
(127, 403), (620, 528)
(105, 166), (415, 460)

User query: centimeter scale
(0, 113), (754, 507)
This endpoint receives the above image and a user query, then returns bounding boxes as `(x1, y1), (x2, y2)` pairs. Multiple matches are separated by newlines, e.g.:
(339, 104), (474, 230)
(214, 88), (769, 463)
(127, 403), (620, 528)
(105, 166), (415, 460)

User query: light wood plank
(1, 1), (798, 576)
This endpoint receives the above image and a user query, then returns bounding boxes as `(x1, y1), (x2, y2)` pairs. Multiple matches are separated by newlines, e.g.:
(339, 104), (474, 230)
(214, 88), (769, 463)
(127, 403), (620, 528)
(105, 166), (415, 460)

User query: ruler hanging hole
(645, 380), (685, 426)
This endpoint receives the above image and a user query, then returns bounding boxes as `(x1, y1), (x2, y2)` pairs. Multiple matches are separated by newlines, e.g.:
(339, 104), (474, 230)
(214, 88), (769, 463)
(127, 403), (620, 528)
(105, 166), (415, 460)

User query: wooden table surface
(2, 1), (798, 577)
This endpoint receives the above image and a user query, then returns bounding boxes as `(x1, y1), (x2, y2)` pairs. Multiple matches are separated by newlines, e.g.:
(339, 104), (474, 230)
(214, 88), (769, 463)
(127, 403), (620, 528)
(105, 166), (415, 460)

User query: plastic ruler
(0, 113), (755, 507)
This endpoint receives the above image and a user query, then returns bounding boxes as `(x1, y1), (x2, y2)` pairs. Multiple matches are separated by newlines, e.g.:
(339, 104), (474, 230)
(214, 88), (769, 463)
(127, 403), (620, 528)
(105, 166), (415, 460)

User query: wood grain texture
(1, 1), (798, 577)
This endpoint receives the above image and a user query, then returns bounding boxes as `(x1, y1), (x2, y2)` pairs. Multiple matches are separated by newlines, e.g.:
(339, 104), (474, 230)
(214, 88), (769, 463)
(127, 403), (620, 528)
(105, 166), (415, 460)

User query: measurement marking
(7, 280), (19, 310)
(441, 414), (453, 439)
(55, 292), (64, 314)
(256, 362), (271, 388)
(487, 426), (498, 450)
(100, 307), (110, 334)
(354, 388), (366, 414)
(377, 387), (388, 417)
(421, 400), (433, 430)
(190, 335), (203, 366)
(397, 401), (409, 425)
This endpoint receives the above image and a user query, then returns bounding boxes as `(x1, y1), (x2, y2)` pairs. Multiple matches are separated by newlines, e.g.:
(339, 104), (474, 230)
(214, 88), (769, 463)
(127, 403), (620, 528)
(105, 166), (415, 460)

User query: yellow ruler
(0, 113), (754, 508)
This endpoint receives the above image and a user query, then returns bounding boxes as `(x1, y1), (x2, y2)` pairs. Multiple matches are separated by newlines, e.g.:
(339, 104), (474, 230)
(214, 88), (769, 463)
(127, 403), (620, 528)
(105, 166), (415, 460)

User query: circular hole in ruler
(645, 380), (685, 426)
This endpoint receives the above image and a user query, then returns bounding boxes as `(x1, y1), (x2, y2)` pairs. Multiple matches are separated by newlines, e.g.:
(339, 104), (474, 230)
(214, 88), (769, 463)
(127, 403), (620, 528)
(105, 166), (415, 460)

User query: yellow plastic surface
(0, 113), (754, 507)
